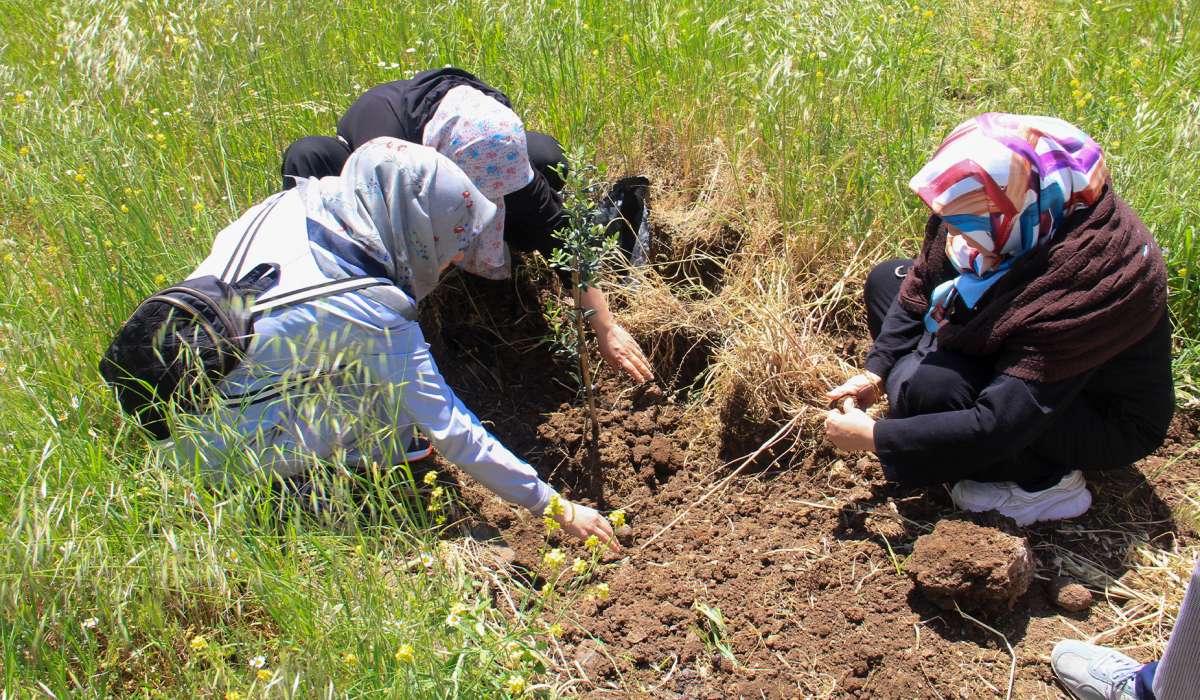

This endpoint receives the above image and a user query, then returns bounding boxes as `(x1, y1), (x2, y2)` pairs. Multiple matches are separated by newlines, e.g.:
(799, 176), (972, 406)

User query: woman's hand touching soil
(554, 501), (620, 552)
(597, 322), (654, 384)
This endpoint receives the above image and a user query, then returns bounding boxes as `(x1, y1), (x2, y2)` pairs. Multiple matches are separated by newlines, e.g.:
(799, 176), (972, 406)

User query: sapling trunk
(571, 269), (601, 478)
(548, 147), (619, 500)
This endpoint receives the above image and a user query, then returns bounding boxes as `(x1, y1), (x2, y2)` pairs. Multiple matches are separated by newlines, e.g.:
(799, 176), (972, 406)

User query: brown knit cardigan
(898, 184), (1168, 383)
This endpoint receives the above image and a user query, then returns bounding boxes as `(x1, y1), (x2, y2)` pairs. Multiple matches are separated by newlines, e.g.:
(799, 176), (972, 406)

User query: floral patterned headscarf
(909, 113), (1108, 331)
(423, 85), (536, 279)
(294, 137), (497, 314)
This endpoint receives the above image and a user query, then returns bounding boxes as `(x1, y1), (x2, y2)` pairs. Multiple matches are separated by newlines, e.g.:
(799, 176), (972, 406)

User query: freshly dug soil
(422, 270), (1200, 698)
(908, 519), (1035, 612)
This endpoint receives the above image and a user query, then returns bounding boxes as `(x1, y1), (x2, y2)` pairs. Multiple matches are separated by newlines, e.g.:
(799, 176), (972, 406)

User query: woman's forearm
(579, 284), (614, 331)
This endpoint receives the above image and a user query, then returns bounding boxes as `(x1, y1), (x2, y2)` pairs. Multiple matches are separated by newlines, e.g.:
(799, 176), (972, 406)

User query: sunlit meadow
(1, 0), (1197, 696)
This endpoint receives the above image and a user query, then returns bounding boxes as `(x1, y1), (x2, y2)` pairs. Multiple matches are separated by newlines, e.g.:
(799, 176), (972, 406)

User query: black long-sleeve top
(337, 68), (567, 272)
(864, 298), (1174, 485)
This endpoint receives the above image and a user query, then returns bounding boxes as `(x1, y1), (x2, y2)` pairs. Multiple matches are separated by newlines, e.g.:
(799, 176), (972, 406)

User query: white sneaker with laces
(1051, 640), (1140, 700)
(950, 470), (1092, 526)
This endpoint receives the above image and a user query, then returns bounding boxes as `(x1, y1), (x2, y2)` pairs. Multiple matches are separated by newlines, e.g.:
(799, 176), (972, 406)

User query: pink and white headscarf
(908, 113), (1108, 330)
(423, 85), (536, 279)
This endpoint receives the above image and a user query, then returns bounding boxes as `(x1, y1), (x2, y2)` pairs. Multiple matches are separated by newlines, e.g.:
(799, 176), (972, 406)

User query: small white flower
(405, 47), (416, 54)
(249, 655), (266, 669)
(445, 612), (462, 626)
(419, 551), (434, 568)
(81, 617), (98, 629)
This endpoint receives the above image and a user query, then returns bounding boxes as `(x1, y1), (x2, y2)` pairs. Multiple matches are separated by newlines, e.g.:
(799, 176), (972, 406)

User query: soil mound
(908, 519), (1035, 612)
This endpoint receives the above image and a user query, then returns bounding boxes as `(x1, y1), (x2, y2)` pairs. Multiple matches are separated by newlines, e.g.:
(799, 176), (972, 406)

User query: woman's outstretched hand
(826, 372), (883, 410)
(824, 398), (877, 452)
(553, 501), (620, 552)
(597, 322), (654, 384)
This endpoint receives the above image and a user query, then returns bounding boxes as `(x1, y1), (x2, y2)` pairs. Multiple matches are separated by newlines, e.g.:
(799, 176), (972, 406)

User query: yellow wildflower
(545, 494), (565, 517)
(74, 172), (86, 183)
(422, 470), (438, 485)
(342, 652), (358, 667)
(13, 94), (26, 105)
(548, 622), (564, 638)
(225, 692), (242, 700)
(608, 510), (626, 528)
(571, 557), (587, 575)
(593, 583), (610, 599)
(189, 635), (208, 651)
(256, 669), (271, 682)
(123, 187), (134, 196)
(923, 8), (933, 17)
(543, 548), (565, 569)
(543, 516), (561, 533)
(395, 643), (414, 664)
(430, 486), (444, 500)
(540, 582), (552, 596)
(18, 146), (30, 157)
(120, 204), (129, 213)
(193, 202), (204, 213)
(154, 273), (167, 286)
(585, 535), (601, 550)
(505, 675), (526, 695)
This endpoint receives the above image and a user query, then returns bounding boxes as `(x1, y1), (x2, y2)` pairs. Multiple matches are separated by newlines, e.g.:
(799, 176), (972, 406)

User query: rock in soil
(1048, 576), (1094, 612)
(908, 519), (1035, 611)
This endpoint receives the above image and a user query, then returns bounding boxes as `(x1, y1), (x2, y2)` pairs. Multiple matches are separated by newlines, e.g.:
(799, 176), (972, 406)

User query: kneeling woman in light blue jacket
(173, 137), (614, 547)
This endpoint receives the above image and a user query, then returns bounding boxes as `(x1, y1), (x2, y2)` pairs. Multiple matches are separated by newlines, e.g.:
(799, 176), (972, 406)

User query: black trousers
(279, 132), (567, 253)
(864, 259), (1173, 488)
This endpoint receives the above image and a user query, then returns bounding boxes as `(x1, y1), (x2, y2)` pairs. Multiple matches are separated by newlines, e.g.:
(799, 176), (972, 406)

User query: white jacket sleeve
(385, 329), (557, 514)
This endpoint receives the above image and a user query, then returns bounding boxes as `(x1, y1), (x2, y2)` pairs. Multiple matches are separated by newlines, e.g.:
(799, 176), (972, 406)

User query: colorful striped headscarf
(423, 85), (536, 280)
(909, 113), (1108, 331)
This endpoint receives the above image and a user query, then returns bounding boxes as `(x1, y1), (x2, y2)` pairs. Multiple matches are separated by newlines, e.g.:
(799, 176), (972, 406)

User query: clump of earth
(907, 519), (1036, 611)
(1048, 576), (1094, 612)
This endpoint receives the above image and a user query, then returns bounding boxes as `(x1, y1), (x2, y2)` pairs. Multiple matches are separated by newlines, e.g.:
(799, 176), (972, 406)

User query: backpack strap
(220, 192), (287, 283)
(248, 276), (392, 315)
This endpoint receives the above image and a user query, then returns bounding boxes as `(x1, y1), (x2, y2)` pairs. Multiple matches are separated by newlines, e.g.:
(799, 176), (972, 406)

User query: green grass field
(1, 0), (1198, 697)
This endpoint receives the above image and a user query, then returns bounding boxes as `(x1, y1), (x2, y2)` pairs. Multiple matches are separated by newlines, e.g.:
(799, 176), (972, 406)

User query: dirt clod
(908, 519), (1035, 611)
(1048, 576), (1094, 612)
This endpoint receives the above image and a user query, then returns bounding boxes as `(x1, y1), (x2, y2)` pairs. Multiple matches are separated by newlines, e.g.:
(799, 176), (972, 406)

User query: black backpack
(596, 176), (652, 267)
(100, 194), (387, 440)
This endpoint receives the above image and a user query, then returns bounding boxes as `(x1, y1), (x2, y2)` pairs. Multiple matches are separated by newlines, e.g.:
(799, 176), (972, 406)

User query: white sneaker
(950, 470), (1092, 526)
(1051, 640), (1140, 700)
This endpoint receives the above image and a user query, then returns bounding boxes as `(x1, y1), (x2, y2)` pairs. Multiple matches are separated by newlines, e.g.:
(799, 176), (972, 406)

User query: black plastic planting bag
(596, 175), (652, 268)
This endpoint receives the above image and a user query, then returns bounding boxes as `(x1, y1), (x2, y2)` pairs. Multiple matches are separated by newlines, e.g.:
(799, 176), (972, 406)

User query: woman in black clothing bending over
(824, 113), (1173, 526)
(281, 67), (652, 383)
